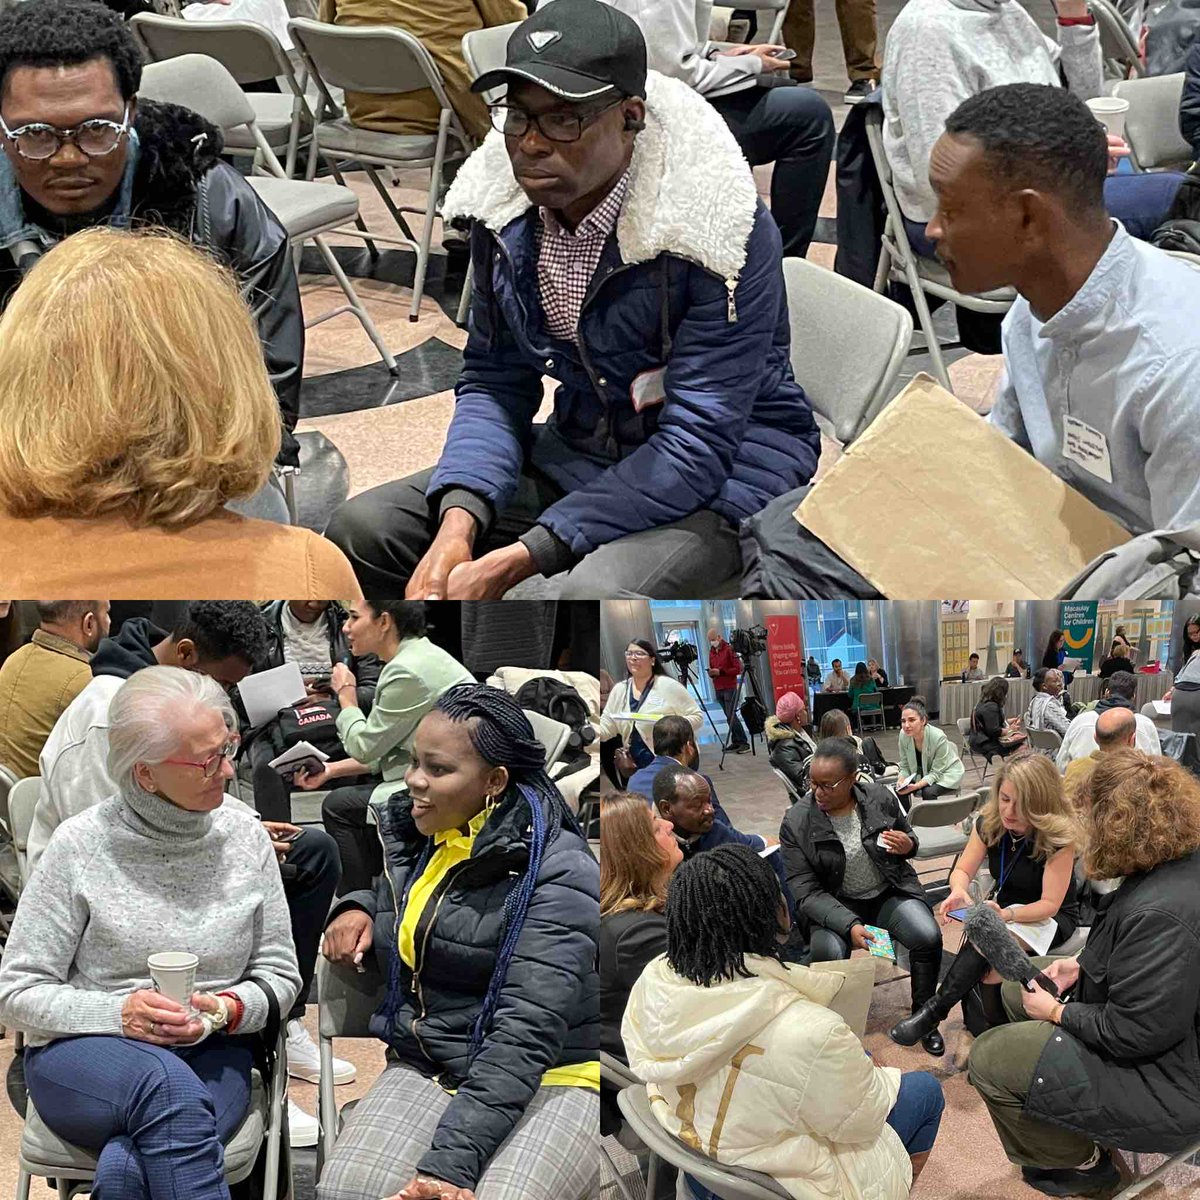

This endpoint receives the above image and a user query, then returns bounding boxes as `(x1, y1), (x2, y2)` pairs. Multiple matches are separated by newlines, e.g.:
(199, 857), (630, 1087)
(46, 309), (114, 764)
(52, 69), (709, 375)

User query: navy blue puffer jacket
(432, 73), (821, 574)
(328, 787), (599, 1189)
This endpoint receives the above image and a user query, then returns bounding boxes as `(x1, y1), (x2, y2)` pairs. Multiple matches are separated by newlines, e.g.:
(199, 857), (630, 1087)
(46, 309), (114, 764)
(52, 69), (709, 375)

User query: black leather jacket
(0, 100), (303, 465)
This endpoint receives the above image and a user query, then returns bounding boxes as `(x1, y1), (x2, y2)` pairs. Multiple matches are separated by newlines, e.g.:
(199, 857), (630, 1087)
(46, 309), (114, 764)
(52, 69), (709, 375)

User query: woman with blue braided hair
(318, 683), (599, 1200)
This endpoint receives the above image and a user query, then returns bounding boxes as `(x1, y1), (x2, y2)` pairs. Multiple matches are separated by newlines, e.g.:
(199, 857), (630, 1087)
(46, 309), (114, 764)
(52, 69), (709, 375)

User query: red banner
(765, 614), (806, 700)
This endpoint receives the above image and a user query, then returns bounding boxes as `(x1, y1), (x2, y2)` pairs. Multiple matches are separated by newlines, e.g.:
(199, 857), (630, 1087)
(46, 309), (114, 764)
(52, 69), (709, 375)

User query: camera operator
(598, 640), (703, 782)
(707, 626), (749, 754)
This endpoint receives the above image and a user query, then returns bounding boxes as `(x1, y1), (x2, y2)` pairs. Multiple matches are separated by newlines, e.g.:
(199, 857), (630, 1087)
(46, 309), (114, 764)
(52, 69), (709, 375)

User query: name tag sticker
(1062, 415), (1113, 483)
(630, 366), (667, 413)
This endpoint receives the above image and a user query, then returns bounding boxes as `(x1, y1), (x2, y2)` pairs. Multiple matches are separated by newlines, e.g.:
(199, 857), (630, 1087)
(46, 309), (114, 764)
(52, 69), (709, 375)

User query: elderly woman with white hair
(0, 666), (301, 1200)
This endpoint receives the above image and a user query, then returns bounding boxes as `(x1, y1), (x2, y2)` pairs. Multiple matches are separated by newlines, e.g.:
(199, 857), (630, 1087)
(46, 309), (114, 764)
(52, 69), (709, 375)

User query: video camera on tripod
(656, 640), (699, 669)
(729, 625), (769, 660)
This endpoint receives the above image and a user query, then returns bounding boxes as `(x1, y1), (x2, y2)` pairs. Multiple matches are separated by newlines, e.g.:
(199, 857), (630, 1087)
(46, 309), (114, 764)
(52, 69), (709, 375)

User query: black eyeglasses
(488, 98), (622, 144)
(0, 104), (132, 161)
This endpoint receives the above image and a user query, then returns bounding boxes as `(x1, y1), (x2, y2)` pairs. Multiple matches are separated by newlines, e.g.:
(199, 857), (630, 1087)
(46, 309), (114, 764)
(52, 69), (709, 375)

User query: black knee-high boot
(903, 948), (950, 1057)
(889, 942), (991, 1053)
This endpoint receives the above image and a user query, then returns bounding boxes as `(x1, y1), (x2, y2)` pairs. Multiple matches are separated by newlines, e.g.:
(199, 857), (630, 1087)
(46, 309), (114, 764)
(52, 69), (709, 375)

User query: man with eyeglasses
(326, 0), (821, 599)
(0, 0), (304, 492)
(25, 600), (349, 1145)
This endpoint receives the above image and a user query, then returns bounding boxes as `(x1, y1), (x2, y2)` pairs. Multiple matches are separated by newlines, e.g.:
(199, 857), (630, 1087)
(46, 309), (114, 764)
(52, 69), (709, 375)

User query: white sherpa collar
(442, 71), (758, 285)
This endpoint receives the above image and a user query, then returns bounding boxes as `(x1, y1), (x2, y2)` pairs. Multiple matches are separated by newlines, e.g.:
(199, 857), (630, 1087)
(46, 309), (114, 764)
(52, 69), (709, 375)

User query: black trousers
(279, 826), (340, 1021)
(809, 887), (942, 1008)
(716, 688), (749, 747)
(322, 784), (383, 897)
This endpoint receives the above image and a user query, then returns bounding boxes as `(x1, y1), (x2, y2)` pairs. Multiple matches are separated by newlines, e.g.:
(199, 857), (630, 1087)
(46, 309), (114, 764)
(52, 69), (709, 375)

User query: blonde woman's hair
(0, 227), (280, 528)
(979, 751), (1082, 862)
(600, 792), (672, 916)
(1079, 749), (1200, 878)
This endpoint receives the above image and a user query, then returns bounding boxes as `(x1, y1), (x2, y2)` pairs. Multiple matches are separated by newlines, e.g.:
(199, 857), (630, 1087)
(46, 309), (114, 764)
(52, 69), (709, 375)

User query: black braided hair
(385, 682), (578, 1057)
(665, 844), (786, 987)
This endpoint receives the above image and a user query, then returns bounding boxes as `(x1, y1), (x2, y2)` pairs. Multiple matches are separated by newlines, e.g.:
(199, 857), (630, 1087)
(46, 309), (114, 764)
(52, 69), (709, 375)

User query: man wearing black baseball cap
(326, 0), (822, 600)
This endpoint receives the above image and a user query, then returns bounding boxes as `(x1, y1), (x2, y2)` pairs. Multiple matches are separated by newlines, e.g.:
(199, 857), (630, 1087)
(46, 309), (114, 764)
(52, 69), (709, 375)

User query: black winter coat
(260, 600), (382, 711)
(330, 788), (599, 1189)
(1184, 39), (1200, 160)
(1026, 850), (1200, 1152)
(780, 782), (926, 939)
(765, 719), (817, 797)
(0, 100), (303, 466)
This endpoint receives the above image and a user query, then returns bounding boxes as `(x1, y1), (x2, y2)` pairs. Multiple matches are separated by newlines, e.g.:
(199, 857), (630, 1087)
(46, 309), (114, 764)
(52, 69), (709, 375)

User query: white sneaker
(286, 1018), (357, 1085)
(288, 1097), (319, 1149)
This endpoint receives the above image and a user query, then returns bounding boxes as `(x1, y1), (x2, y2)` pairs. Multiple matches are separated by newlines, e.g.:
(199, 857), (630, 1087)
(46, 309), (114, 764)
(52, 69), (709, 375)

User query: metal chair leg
(600, 1141), (639, 1200)
(310, 234), (398, 374)
(455, 268), (472, 327)
(408, 112), (451, 323)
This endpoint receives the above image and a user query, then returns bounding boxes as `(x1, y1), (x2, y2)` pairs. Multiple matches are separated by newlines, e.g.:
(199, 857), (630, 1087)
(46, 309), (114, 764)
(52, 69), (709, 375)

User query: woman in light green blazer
(895, 697), (964, 806)
(296, 599), (473, 894)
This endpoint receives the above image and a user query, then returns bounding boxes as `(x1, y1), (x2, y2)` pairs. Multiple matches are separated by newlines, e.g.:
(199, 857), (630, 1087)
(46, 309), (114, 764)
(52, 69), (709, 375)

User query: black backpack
(514, 677), (595, 754)
(740, 696), (768, 736)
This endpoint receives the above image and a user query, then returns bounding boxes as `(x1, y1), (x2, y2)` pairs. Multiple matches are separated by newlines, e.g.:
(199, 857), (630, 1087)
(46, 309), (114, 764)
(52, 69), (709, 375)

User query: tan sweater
(0, 509), (358, 598)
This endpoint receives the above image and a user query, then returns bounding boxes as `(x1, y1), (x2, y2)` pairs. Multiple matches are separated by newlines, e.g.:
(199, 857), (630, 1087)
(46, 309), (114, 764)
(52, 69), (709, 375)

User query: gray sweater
(882, 0), (1103, 222)
(0, 788), (301, 1047)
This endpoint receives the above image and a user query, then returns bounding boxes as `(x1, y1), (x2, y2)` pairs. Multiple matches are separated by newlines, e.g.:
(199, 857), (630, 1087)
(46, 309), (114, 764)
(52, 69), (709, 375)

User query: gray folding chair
(0, 763), (20, 906)
(7, 775), (39, 890)
(719, 0), (792, 44)
(139, 54), (399, 378)
(461, 22), (520, 105)
(771, 765), (804, 805)
(617, 1086), (792, 1200)
(908, 788), (981, 895)
(316, 954), (385, 1172)
(455, 22), (522, 325)
(782, 255), (913, 445)
(1093, 0), (1145, 81)
(854, 691), (886, 734)
(288, 18), (475, 321)
(16, 1027), (291, 1200)
(955, 716), (991, 781)
(1114, 73), (1193, 171)
(130, 13), (314, 177)
(1024, 727), (1062, 754)
(1113, 1140), (1200, 1197)
(865, 105), (1015, 394)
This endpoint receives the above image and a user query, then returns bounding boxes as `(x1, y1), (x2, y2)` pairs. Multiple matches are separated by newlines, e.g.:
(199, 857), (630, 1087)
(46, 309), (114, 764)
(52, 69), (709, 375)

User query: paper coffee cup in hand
(1086, 96), (1130, 138)
(148, 951), (199, 1009)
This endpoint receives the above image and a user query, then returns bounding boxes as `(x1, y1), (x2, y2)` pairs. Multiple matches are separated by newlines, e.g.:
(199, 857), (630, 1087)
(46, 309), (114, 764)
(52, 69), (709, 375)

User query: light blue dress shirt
(989, 222), (1200, 534)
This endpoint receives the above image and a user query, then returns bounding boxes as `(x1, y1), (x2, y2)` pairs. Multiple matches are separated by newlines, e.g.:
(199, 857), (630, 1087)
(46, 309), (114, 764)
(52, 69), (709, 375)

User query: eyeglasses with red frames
(162, 736), (240, 779)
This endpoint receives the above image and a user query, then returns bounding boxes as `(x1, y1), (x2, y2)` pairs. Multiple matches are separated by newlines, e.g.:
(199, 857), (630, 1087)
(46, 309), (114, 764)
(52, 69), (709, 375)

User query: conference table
(938, 671), (1175, 726)
(812, 686), (915, 729)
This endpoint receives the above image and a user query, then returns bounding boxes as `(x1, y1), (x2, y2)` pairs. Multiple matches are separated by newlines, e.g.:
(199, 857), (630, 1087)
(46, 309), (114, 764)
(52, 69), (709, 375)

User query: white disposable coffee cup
(148, 951), (199, 1007)
(1086, 96), (1130, 138)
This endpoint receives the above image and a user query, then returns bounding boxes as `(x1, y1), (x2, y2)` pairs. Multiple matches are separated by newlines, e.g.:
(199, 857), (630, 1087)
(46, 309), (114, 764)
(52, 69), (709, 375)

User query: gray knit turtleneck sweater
(0, 787), (301, 1047)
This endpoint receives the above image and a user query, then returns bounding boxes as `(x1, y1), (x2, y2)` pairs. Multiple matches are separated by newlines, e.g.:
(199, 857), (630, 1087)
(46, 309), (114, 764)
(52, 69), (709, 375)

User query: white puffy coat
(622, 955), (911, 1200)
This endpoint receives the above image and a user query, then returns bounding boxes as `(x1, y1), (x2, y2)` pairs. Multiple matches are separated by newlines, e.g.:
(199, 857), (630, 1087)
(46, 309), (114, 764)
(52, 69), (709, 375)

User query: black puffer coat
(780, 781), (925, 939)
(0, 100), (303, 465)
(1025, 849), (1200, 1152)
(330, 787), (599, 1189)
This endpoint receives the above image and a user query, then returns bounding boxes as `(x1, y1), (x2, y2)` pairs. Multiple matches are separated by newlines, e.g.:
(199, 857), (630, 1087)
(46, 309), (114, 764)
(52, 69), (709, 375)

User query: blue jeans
(25, 1034), (254, 1200)
(685, 1071), (944, 1199)
(885, 1070), (945, 1154)
(903, 171), (1187, 257)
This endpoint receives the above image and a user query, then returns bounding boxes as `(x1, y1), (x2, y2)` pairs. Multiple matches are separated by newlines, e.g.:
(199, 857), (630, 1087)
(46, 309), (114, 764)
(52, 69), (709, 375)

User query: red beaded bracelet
(217, 991), (246, 1033)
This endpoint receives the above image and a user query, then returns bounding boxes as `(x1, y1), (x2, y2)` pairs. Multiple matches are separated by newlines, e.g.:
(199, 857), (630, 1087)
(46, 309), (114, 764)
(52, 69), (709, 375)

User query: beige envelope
(795, 375), (1131, 597)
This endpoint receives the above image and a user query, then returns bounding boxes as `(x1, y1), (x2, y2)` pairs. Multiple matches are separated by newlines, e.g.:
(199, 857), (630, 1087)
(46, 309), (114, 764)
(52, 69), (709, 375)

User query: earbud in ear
(623, 116), (646, 132)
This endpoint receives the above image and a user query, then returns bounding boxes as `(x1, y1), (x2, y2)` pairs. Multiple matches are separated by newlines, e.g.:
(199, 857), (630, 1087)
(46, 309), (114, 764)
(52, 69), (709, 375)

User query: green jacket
(896, 724), (964, 791)
(335, 636), (474, 805)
